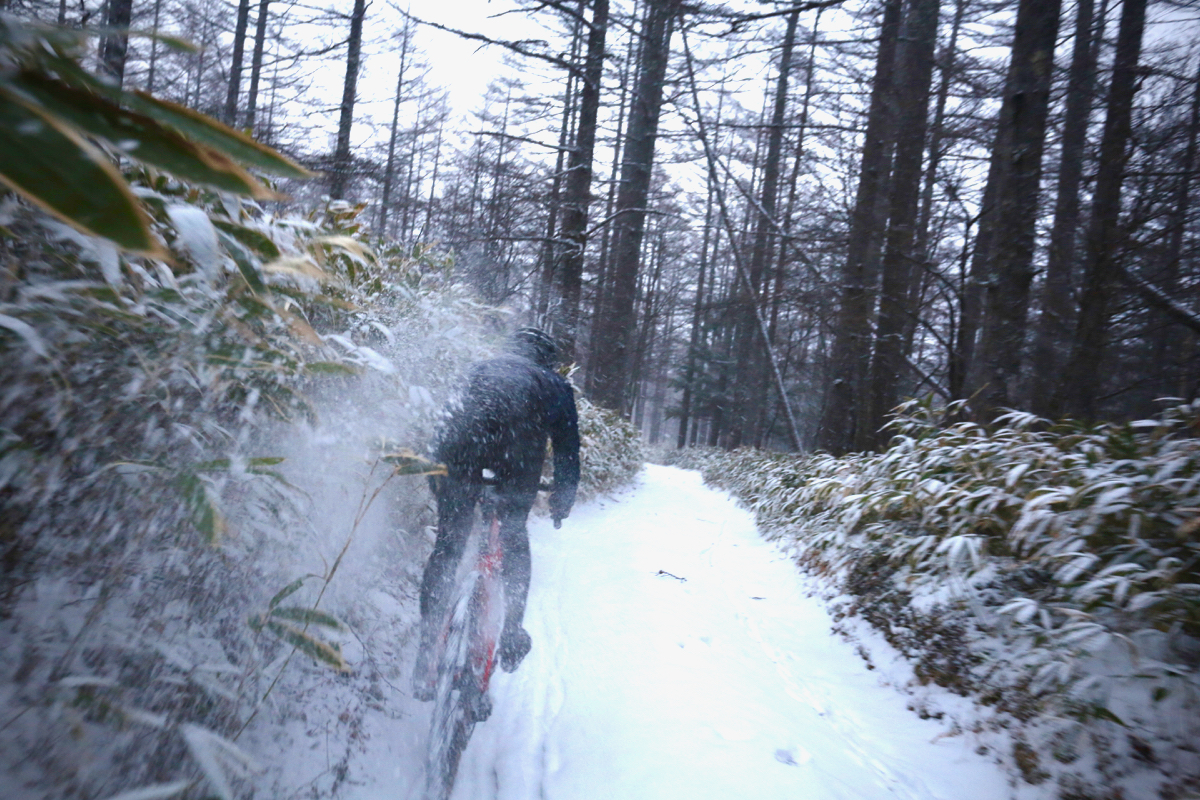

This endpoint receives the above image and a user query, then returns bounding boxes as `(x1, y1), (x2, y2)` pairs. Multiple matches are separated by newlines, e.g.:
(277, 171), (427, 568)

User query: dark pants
(419, 474), (537, 638)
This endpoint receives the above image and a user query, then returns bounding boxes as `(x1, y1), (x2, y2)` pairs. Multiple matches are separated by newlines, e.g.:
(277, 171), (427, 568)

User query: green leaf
(9, 71), (278, 198)
(126, 92), (313, 179)
(0, 86), (161, 254)
(304, 361), (359, 376)
(125, 29), (198, 54)
(267, 578), (306, 610)
(212, 220), (281, 260)
(177, 473), (225, 543)
(381, 449), (447, 476)
(264, 620), (349, 672)
(1091, 706), (1127, 727)
(215, 230), (266, 293)
(34, 56), (311, 180)
(268, 606), (343, 630)
(247, 456), (286, 468)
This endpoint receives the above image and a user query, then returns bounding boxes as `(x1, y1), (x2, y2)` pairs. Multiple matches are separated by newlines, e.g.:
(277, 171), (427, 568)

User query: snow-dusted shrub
(664, 401), (1200, 799)
(0, 184), (493, 799)
(574, 394), (644, 503)
(1, 165), (648, 798)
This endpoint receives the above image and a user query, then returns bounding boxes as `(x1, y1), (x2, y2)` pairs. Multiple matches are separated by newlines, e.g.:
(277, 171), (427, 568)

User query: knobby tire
(424, 579), (486, 800)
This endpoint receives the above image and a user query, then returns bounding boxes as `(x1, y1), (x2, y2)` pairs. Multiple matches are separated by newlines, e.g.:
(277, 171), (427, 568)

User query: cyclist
(413, 327), (580, 701)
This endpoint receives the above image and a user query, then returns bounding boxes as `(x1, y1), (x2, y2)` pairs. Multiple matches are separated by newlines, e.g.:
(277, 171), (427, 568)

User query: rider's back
(433, 354), (579, 495)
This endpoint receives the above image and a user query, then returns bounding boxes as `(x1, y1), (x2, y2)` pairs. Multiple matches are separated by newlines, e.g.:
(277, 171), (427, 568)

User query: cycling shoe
(499, 626), (531, 673)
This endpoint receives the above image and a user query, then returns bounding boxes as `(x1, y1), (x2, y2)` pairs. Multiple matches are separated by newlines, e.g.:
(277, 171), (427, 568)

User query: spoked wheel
(424, 686), (473, 800)
(424, 588), (486, 800)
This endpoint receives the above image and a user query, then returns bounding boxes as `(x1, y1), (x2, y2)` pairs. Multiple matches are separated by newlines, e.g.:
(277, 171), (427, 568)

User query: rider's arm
(547, 381), (580, 523)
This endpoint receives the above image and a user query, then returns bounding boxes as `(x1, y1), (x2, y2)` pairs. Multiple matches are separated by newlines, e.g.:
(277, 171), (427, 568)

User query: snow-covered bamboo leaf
(264, 619), (349, 672)
(268, 605), (342, 630)
(267, 578), (307, 610)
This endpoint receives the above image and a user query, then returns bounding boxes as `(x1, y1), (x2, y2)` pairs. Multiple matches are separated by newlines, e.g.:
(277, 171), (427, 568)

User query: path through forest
(345, 465), (1015, 799)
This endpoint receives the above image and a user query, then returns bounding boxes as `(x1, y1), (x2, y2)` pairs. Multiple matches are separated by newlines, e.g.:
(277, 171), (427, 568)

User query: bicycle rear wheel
(424, 614), (472, 800)
(424, 579), (490, 800)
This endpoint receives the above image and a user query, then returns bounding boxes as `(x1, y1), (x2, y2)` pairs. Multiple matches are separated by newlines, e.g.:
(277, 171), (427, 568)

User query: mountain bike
(420, 475), (556, 800)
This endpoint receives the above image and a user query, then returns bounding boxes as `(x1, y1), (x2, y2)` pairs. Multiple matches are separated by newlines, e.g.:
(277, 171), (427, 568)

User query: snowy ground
(286, 465), (1022, 800)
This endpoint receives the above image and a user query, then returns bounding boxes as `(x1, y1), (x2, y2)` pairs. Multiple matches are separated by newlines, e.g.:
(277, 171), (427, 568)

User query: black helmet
(510, 327), (558, 370)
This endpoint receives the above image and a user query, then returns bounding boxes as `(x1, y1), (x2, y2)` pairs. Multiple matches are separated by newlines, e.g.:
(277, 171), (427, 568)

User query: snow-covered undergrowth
(0, 184), (641, 800)
(662, 400), (1200, 800)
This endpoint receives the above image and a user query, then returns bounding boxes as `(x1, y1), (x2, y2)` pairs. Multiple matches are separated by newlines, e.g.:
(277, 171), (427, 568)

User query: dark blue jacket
(432, 354), (580, 518)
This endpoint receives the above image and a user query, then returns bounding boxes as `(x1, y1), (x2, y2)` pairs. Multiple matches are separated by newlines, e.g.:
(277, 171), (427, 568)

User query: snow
(317, 465), (1017, 800)
(166, 204), (221, 281)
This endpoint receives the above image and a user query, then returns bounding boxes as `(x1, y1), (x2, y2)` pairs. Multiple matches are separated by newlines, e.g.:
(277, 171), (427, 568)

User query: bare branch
(1118, 265), (1200, 334)
(399, 9), (579, 76)
(690, 0), (848, 35)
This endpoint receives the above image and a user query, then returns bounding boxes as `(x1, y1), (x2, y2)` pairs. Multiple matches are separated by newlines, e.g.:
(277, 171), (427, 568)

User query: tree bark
(589, 0), (681, 413)
(971, 0), (1062, 416)
(538, 11), (584, 325)
(1059, 0), (1148, 419)
(330, 0), (368, 200)
(245, 0), (271, 133)
(586, 0), (637, 395)
(677, 168), (715, 448)
(379, 21), (412, 237)
(862, 0), (940, 449)
(223, 0), (253, 125)
(146, 0), (164, 93)
(1029, 0), (1104, 416)
(816, 0), (902, 454)
(728, 8), (800, 448)
(552, 0), (610, 362)
(1149, 56), (1200, 397)
(101, 0), (133, 87)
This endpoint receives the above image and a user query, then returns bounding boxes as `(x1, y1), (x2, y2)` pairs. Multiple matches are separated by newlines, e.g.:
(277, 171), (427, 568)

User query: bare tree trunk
(863, 0), (940, 449)
(1060, 0), (1148, 419)
(223, 0), (252, 125)
(538, 16), (582, 325)
(552, 0), (610, 361)
(586, 0), (637, 394)
(330, 0), (368, 200)
(681, 31), (804, 451)
(914, 0), (965, 263)
(1152, 57), (1200, 395)
(245, 0), (271, 133)
(589, 0), (681, 413)
(1029, 0), (1104, 416)
(379, 22), (412, 237)
(677, 159), (718, 449)
(146, 0), (164, 93)
(421, 115), (444, 240)
(728, 8), (800, 448)
(101, 0), (133, 86)
(971, 0), (1062, 416)
(816, 0), (902, 454)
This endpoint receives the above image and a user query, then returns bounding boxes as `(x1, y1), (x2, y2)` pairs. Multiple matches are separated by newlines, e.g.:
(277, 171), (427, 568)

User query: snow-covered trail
(359, 465), (1013, 799)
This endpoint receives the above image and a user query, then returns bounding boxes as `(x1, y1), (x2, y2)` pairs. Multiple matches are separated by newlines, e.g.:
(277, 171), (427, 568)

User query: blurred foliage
(0, 23), (645, 798)
(0, 15), (311, 253)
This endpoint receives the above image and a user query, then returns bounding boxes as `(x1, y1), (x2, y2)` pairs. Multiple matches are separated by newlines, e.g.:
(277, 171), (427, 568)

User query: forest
(8, 0), (1198, 450)
(2, 0), (1200, 798)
